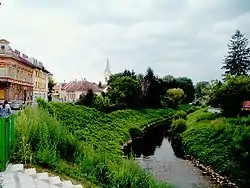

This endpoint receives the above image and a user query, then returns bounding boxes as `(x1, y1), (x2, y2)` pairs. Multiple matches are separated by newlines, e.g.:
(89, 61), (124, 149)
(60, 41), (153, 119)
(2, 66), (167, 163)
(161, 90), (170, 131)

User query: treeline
(77, 29), (250, 117)
(194, 29), (250, 116)
(77, 68), (195, 112)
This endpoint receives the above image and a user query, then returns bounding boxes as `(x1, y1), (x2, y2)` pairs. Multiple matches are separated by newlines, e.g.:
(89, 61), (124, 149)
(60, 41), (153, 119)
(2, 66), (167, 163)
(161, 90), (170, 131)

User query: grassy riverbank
(11, 102), (175, 187)
(182, 109), (250, 187)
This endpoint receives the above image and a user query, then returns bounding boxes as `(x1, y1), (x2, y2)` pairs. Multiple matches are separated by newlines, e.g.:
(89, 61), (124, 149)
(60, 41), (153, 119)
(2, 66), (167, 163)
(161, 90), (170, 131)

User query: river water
(124, 123), (220, 188)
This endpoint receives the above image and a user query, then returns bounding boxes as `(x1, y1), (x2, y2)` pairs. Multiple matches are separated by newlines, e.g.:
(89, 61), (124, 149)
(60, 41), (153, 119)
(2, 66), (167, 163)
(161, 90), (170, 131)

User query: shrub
(171, 119), (187, 135)
(165, 88), (185, 108)
(175, 110), (187, 120)
(182, 110), (250, 187)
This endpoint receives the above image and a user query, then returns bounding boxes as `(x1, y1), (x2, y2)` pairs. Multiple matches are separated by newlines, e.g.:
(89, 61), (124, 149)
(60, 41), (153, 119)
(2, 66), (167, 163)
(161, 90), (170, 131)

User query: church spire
(105, 58), (111, 73)
(104, 58), (111, 84)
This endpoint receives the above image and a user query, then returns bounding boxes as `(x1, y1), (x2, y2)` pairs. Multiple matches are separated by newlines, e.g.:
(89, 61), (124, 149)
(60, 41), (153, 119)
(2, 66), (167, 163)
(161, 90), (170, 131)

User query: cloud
(0, 0), (250, 83)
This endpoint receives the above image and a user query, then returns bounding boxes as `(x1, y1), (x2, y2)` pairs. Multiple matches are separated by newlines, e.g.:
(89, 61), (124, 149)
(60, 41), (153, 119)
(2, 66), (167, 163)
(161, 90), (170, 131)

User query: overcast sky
(0, 0), (250, 84)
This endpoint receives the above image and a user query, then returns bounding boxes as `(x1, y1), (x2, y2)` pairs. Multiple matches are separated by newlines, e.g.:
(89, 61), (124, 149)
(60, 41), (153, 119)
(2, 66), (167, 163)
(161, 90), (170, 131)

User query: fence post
(0, 118), (6, 172)
(0, 115), (16, 172)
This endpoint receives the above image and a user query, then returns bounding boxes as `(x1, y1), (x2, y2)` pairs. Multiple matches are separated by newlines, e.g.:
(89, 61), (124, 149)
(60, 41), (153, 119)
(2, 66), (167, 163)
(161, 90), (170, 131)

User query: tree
(222, 29), (250, 76)
(175, 77), (195, 104)
(165, 88), (185, 108)
(209, 76), (250, 116)
(195, 81), (209, 99)
(77, 89), (96, 107)
(48, 77), (56, 101)
(107, 75), (141, 108)
(143, 67), (164, 108)
(162, 75), (178, 91)
(207, 80), (222, 108)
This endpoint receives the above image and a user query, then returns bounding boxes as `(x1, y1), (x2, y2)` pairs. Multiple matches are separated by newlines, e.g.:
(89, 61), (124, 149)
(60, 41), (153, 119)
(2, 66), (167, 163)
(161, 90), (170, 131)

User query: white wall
(33, 91), (48, 103)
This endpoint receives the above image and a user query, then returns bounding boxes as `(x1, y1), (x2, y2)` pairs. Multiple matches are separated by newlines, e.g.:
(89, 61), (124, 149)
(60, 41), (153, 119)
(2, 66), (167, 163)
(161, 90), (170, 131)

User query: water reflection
(124, 122), (219, 188)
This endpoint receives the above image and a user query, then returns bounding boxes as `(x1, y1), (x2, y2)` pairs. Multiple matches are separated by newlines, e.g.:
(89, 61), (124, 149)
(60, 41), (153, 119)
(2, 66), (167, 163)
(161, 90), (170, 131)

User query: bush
(178, 104), (197, 114)
(175, 110), (187, 120)
(182, 110), (250, 187)
(165, 88), (185, 108)
(171, 119), (187, 135)
(209, 76), (250, 116)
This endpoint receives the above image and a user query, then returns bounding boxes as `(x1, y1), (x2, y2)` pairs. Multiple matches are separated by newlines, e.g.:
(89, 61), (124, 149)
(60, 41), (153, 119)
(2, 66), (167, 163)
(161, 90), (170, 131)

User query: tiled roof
(62, 80), (103, 93)
(242, 101), (250, 108)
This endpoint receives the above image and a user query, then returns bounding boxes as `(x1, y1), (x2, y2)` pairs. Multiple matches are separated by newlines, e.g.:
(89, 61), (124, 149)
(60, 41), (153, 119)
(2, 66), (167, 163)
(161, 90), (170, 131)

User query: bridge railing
(0, 115), (16, 172)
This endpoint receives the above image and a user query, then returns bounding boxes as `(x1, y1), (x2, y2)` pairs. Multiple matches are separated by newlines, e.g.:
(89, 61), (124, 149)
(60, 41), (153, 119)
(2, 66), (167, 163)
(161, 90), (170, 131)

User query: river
(124, 122), (220, 188)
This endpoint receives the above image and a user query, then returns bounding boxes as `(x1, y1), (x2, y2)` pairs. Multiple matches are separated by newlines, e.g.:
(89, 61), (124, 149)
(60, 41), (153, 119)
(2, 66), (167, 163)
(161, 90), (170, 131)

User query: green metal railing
(0, 115), (16, 172)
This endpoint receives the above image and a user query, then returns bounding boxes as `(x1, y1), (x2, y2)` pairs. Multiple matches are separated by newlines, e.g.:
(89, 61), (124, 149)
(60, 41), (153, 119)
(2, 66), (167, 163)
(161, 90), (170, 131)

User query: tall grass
(11, 106), (173, 188)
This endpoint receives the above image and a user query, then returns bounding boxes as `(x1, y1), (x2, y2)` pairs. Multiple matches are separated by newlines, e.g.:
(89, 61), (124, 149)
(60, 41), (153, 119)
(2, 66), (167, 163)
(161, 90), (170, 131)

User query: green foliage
(166, 88), (185, 107)
(194, 81), (210, 105)
(207, 80), (221, 108)
(209, 75), (250, 116)
(195, 81), (210, 99)
(108, 75), (141, 108)
(171, 119), (187, 135)
(222, 29), (250, 76)
(11, 107), (77, 166)
(177, 104), (198, 114)
(13, 103), (174, 187)
(174, 110), (187, 120)
(93, 95), (112, 112)
(76, 89), (96, 107)
(175, 77), (195, 104)
(48, 77), (56, 101)
(142, 67), (165, 108)
(182, 110), (250, 187)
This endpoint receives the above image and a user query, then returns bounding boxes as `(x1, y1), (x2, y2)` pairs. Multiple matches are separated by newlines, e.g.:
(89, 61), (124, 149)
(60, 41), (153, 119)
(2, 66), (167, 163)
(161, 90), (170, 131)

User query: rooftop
(0, 39), (51, 74)
(62, 79), (103, 93)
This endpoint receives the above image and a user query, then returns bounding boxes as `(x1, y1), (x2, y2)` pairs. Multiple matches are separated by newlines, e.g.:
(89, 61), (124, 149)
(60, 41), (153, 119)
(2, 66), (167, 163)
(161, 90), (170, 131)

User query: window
(0, 67), (6, 77)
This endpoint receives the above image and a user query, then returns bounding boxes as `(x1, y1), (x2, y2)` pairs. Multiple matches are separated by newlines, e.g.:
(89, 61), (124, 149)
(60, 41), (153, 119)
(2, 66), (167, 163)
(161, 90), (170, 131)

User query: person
(0, 100), (11, 117)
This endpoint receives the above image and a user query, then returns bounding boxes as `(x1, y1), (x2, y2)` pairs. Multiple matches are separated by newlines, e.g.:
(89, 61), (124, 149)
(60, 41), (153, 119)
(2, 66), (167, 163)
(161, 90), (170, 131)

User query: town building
(33, 63), (50, 103)
(52, 82), (62, 102)
(61, 79), (103, 102)
(53, 59), (111, 103)
(0, 39), (50, 104)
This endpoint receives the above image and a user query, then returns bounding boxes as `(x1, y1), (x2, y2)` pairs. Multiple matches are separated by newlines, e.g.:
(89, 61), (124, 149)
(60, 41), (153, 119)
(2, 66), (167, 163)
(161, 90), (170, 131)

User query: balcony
(0, 68), (33, 87)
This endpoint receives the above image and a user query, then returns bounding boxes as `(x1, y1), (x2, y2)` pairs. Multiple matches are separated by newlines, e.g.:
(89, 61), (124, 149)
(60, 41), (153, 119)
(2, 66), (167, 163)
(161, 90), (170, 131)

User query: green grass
(11, 102), (174, 188)
(182, 110), (250, 187)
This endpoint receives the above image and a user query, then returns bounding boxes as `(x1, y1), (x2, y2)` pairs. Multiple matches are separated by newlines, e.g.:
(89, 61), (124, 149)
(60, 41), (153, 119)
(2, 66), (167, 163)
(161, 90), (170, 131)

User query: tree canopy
(222, 29), (250, 76)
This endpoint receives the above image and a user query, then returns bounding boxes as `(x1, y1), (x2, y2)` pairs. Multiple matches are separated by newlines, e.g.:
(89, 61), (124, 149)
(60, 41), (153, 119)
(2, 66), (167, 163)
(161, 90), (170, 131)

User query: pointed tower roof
(104, 58), (111, 75)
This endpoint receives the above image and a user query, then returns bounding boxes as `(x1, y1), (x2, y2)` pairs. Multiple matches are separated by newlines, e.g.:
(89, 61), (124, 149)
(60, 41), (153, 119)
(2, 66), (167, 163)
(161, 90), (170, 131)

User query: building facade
(33, 67), (49, 102)
(0, 39), (50, 104)
(61, 79), (103, 102)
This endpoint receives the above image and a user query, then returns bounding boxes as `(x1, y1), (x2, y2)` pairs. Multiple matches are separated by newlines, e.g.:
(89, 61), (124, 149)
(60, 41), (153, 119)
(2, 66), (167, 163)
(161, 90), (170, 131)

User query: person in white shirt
(0, 100), (11, 117)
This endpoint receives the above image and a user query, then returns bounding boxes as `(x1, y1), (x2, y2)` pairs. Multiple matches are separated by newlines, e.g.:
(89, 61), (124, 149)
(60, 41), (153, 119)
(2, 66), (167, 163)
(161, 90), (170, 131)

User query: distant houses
(53, 79), (105, 102)
(52, 58), (111, 103)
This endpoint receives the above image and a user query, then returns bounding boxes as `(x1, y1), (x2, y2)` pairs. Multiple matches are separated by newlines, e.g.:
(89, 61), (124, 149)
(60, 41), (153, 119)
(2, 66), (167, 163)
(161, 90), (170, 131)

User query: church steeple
(104, 58), (111, 84)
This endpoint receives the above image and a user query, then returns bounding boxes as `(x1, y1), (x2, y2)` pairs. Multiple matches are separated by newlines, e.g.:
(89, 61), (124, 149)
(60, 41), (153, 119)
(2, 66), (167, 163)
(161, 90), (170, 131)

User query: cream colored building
(0, 39), (51, 103)
(32, 66), (49, 102)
